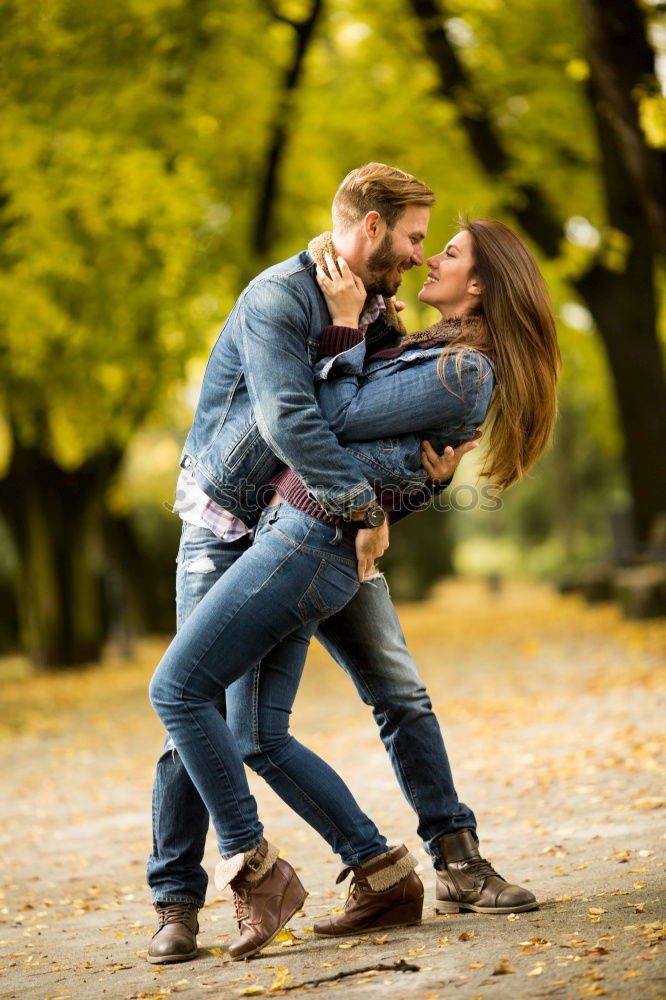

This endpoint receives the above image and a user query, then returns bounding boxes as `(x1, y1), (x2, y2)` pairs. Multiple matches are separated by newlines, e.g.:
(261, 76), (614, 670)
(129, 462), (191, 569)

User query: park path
(0, 580), (664, 1000)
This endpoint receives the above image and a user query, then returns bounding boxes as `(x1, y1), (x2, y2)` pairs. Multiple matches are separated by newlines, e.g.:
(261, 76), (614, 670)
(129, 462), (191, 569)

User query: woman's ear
(467, 273), (482, 300)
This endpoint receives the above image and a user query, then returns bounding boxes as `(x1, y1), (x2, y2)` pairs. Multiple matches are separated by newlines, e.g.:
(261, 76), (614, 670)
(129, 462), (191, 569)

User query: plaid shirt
(359, 294), (385, 331)
(173, 470), (253, 541)
(174, 295), (386, 540)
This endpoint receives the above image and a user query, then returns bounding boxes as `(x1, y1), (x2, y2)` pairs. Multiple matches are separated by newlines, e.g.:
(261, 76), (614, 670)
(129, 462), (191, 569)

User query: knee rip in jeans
(184, 555), (216, 574)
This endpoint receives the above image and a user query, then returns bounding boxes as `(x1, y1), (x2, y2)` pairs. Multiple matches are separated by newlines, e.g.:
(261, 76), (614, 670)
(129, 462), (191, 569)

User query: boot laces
(233, 889), (250, 923)
(459, 855), (500, 881)
(345, 871), (369, 906)
(156, 902), (196, 928)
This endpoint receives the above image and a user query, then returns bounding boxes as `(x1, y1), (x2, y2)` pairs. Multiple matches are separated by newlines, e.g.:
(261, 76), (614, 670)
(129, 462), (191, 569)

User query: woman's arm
(332, 352), (492, 442)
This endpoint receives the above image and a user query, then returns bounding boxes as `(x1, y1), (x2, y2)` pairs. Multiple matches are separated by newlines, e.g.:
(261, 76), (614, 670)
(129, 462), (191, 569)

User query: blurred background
(1, 0), (665, 671)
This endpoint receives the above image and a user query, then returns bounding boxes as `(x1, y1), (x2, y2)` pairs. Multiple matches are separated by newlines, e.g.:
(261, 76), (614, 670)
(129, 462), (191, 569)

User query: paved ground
(0, 580), (664, 1000)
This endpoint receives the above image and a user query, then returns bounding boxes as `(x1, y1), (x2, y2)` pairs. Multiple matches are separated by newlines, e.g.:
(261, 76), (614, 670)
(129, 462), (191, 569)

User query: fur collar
(400, 313), (488, 349)
(308, 232), (406, 334)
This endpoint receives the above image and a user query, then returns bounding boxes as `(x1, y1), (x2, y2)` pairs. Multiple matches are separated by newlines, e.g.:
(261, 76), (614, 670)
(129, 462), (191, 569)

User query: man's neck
(331, 230), (366, 281)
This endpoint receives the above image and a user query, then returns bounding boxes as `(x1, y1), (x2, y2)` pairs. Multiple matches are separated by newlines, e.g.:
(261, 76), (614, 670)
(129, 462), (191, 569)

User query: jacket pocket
(297, 558), (359, 625)
(223, 422), (259, 471)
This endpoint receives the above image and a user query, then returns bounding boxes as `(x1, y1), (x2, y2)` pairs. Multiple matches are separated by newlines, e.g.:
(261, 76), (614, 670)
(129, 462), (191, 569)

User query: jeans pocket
(298, 558), (359, 626)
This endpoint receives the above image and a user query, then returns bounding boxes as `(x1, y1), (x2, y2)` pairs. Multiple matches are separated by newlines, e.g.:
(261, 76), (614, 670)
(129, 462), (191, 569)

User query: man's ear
(362, 210), (383, 241)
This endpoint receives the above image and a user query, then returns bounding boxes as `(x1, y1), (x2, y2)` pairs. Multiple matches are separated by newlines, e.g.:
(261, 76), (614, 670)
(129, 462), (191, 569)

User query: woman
(149, 217), (560, 959)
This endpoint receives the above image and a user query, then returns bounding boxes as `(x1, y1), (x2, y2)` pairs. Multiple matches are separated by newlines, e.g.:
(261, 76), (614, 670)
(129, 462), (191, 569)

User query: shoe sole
(147, 946), (199, 964)
(230, 888), (308, 961)
(314, 917), (422, 938)
(313, 895), (424, 937)
(435, 900), (540, 915)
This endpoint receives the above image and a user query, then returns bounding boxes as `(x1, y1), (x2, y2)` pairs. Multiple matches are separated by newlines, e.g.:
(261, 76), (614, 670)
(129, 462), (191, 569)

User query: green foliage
(1, 0), (660, 592)
(0, 0), (290, 468)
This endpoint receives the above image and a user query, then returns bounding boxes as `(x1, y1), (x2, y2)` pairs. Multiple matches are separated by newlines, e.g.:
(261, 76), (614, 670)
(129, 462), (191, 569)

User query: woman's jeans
(147, 520), (476, 906)
(149, 503), (388, 863)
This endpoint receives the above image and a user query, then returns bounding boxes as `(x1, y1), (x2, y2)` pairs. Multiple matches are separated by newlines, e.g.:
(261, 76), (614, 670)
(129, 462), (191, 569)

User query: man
(147, 162), (536, 964)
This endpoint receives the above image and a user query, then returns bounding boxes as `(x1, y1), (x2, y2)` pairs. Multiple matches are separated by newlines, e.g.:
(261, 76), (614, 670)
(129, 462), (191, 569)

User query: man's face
(363, 205), (430, 296)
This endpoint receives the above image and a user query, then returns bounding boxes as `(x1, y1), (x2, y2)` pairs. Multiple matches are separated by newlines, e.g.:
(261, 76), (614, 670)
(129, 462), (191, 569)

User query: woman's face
(418, 229), (480, 316)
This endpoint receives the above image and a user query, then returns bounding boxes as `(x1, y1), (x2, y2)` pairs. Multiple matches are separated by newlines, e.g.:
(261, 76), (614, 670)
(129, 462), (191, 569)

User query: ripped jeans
(148, 518), (475, 905)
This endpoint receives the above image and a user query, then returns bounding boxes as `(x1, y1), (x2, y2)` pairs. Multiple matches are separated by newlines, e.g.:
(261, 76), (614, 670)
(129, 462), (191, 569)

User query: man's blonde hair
(332, 162), (435, 232)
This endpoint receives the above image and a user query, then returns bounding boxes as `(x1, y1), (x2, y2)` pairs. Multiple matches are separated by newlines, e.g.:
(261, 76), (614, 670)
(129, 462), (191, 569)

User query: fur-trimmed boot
(313, 844), (423, 937)
(215, 840), (308, 960)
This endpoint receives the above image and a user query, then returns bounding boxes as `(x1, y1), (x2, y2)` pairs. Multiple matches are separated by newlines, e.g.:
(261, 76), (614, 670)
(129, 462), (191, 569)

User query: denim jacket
(314, 341), (495, 496)
(180, 251), (377, 527)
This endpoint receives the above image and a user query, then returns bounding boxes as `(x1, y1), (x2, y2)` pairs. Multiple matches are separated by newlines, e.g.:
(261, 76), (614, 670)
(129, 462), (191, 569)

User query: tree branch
(252, 0), (324, 256)
(259, 0), (299, 30)
(406, 0), (563, 257)
(578, 0), (666, 250)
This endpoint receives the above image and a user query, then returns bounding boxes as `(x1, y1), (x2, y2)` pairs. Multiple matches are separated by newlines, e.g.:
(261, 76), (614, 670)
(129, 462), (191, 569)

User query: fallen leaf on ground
(492, 960), (514, 975)
(269, 968), (289, 991)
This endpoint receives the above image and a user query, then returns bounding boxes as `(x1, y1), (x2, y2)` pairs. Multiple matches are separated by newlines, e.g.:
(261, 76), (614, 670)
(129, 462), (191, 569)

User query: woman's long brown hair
(439, 218), (561, 491)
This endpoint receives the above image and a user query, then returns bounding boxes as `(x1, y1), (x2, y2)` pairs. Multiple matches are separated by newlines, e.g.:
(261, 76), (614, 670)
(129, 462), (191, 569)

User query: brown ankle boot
(147, 902), (199, 964)
(435, 829), (538, 914)
(313, 844), (423, 937)
(215, 840), (308, 961)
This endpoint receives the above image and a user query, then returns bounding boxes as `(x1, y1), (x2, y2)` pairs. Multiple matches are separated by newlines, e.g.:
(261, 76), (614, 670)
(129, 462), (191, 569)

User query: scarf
(308, 232), (407, 335)
(400, 313), (489, 349)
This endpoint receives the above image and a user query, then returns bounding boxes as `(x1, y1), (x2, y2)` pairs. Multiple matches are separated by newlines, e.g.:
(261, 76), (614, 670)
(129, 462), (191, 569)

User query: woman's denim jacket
(180, 251), (378, 527)
(314, 340), (495, 501)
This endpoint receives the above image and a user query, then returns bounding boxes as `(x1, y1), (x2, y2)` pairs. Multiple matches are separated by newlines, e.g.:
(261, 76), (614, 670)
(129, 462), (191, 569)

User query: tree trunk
(578, 0), (666, 250)
(0, 444), (122, 668)
(575, 89), (666, 548)
(381, 507), (454, 600)
(574, 0), (666, 548)
(252, 0), (324, 257)
(407, 0), (666, 547)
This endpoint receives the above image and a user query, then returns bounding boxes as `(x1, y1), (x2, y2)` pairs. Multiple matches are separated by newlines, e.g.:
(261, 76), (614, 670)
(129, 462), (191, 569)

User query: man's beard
(365, 232), (407, 296)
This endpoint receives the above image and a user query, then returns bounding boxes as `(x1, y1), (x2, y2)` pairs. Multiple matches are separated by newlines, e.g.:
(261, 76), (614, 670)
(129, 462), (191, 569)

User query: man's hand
(421, 431), (482, 483)
(355, 520), (390, 583)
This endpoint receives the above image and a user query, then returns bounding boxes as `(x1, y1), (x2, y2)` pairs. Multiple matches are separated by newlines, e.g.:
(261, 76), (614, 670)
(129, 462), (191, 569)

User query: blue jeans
(148, 522), (476, 905)
(149, 503), (388, 863)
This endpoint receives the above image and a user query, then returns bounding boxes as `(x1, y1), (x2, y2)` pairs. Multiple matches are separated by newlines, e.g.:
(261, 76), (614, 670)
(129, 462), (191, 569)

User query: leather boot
(435, 829), (538, 914)
(216, 840), (308, 961)
(313, 844), (423, 937)
(147, 902), (199, 963)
